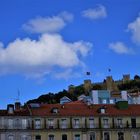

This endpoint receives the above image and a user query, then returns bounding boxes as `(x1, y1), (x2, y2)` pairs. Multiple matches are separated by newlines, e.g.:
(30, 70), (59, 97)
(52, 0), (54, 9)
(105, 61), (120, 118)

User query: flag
(86, 72), (90, 75)
(108, 68), (111, 72)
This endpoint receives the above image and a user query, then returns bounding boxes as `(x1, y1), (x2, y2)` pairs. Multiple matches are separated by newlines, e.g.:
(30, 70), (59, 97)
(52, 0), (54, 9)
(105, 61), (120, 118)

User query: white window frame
(117, 118), (123, 128)
(73, 119), (80, 128)
(22, 119), (28, 129)
(89, 118), (94, 128)
(8, 119), (14, 129)
(103, 118), (109, 128)
(35, 119), (41, 129)
(61, 119), (67, 129)
(48, 119), (54, 129)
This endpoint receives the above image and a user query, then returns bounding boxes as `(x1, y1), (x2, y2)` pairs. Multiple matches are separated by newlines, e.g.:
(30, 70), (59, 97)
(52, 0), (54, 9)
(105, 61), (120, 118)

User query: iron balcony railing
(0, 123), (140, 130)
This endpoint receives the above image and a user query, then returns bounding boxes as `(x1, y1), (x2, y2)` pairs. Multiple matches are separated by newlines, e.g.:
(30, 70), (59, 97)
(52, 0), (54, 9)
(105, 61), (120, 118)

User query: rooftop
(1, 101), (140, 117)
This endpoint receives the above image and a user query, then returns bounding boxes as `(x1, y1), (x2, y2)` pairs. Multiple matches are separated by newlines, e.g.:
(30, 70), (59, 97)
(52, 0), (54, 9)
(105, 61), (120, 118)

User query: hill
(27, 74), (140, 104)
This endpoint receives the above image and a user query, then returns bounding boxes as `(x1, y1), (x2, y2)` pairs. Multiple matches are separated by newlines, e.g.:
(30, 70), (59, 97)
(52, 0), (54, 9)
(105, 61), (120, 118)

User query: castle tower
(106, 76), (118, 91)
(84, 79), (92, 94)
(123, 74), (130, 83)
(68, 85), (75, 94)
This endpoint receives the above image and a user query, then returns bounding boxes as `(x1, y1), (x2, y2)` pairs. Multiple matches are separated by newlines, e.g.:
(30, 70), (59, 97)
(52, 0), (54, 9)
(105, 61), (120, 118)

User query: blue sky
(0, 0), (140, 108)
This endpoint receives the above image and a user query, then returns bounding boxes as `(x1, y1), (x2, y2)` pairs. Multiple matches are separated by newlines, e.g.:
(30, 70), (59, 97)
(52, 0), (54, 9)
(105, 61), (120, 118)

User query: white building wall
(121, 91), (127, 101)
(91, 90), (98, 104)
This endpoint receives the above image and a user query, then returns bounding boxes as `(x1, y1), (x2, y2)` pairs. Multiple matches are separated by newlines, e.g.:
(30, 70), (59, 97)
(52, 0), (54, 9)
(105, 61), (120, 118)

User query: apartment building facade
(0, 101), (140, 140)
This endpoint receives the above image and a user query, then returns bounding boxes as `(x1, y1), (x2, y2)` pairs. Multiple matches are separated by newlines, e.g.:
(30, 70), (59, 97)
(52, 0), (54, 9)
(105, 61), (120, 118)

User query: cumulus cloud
(82, 5), (107, 20)
(0, 33), (92, 78)
(22, 11), (73, 34)
(53, 69), (81, 80)
(128, 15), (140, 45)
(109, 42), (133, 54)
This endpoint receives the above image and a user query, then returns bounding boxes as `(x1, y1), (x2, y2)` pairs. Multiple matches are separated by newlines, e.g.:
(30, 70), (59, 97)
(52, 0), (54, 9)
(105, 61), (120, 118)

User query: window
(103, 119), (109, 128)
(21, 135), (31, 140)
(110, 99), (114, 104)
(61, 119), (67, 129)
(89, 119), (94, 128)
(22, 119), (28, 129)
(62, 134), (67, 140)
(51, 108), (58, 113)
(131, 118), (136, 128)
(8, 119), (13, 129)
(48, 135), (54, 140)
(35, 135), (41, 140)
(21, 135), (28, 140)
(73, 119), (80, 128)
(104, 132), (110, 140)
(74, 134), (80, 140)
(132, 134), (138, 140)
(90, 133), (95, 140)
(102, 99), (107, 104)
(118, 132), (124, 140)
(35, 119), (41, 129)
(117, 119), (123, 128)
(8, 135), (14, 140)
(48, 119), (54, 129)
(100, 108), (105, 114)
(15, 119), (20, 129)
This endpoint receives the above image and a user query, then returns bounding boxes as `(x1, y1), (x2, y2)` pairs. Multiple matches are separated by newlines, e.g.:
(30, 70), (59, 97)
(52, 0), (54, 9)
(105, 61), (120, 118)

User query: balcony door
(131, 118), (136, 128)
(62, 134), (67, 140)
(104, 132), (110, 140)
(89, 119), (94, 128)
(103, 119), (109, 128)
(118, 132), (124, 140)
(61, 119), (67, 129)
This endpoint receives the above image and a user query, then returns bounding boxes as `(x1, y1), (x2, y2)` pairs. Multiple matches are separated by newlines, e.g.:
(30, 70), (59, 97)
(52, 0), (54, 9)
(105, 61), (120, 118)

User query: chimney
(7, 104), (14, 114)
(15, 102), (21, 111)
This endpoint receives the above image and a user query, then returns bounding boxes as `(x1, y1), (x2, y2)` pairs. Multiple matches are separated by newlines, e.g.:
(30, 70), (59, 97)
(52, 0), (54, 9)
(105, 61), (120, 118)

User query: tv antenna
(15, 89), (20, 102)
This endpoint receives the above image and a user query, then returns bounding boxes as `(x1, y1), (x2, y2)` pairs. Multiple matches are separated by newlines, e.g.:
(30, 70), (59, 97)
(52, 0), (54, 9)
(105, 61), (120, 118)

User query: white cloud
(0, 33), (92, 78)
(128, 15), (140, 45)
(58, 11), (74, 22)
(53, 69), (81, 80)
(109, 42), (133, 54)
(22, 11), (73, 34)
(82, 5), (107, 20)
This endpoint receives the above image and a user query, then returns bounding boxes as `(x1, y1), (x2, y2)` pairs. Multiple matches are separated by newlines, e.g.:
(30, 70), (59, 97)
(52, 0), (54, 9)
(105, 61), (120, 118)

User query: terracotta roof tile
(1, 101), (140, 117)
(30, 101), (140, 117)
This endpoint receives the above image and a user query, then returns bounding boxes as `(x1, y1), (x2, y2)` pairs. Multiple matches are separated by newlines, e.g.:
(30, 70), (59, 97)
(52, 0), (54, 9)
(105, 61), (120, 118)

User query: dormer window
(101, 108), (105, 114)
(51, 107), (58, 114)
(99, 106), (106, 114)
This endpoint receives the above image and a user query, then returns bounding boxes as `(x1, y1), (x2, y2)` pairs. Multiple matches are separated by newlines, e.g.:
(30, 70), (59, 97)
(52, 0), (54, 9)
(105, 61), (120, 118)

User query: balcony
(0, 122), (140, 130)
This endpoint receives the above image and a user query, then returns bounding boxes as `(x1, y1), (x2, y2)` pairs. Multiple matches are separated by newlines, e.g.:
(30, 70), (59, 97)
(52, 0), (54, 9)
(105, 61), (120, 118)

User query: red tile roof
(0, 108), (30, 116)
(1, 101), (140, 117)
(29, 101), (140, 117)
